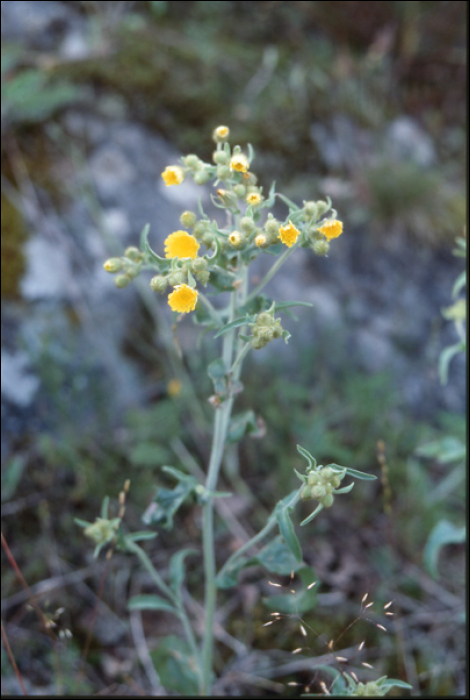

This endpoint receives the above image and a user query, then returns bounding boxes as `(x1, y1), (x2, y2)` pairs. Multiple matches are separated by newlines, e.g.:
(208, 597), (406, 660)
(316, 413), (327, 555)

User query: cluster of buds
(300, 464), (347, 509)
(103, 246), (144, 288)
(249, 308), (289, 350)
(350, 681), (389, 697)
(83, 517), (120, 546)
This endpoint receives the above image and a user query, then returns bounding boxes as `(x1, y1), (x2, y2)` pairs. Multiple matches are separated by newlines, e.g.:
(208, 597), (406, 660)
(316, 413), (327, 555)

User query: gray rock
(1, 349), (39, 406)
(20, 235), (74, 300)
(385, 116), (436, 167)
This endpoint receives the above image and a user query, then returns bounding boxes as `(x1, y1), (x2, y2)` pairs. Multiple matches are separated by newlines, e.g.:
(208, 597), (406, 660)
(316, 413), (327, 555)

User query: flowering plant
(78, 126), (409, 696)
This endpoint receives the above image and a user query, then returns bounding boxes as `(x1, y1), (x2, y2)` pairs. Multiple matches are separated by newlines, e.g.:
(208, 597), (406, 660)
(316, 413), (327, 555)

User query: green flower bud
(103, 258), (123, 273)
(244, 172), (258, 186)
(216, 188), (238, 208)
(115, 274), (132, 288)
(192, 257), (208, 273)
(84, 517), (119, 545)
(124, 246), (142, 261)
(194, 169), (210, 185)
(195, 269), (210, 286)
(316, 200), (331, 217)
(320, 467), (334, 482)
(303, 201), (318, 221)
(240, 216), (256, 233)
(212, 125), (230, 143)
(301, 484), (312, 500)
(322, 493), (334, 508)
(257, 312), (273, 326)
(332, 475), (342, 488)
(272, 320), (283, 338)
(213, 150), (229, 165)
(180, 210), (197, 228)
(216, 165), (231, 180)
(265, 217), (280, 238)
(168, 271), (185, 286)
(307, 471), (320, 487)
(312, 485), (326, 500)
(256, 327), (274, 343)
(233, 184), (246, 198)
(202, 233), (214, 247)
(150, 275), (168, 293)
(312, 239), (330, 256)
(251, 336), (266, 350)
(193, 221), (208, 239)
(184, 154), (200, 168)
(123, 263), (140, 279)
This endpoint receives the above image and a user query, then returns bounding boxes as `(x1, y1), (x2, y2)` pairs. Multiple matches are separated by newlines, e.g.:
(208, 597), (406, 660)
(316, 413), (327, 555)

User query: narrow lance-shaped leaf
(300, 503), (324, 527)
(128, 594), (176, 615)
(214, 315), (256, 338)
(169, 548), (198, 594)
(274, 499), (302, 562)
(297, 444), (317, 470)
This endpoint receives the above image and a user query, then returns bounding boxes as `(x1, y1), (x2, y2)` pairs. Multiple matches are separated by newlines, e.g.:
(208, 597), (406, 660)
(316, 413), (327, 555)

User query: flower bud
(115, 274), (132, 288)
(193, 221), (208, 240)
(168, 271), (186, 286)
(233, 184), (246, 198)
(202, 233), (214, 248)
(194, 169), (210, 185)
(303, 201), (318, 220)
(217, 188), (238, 208)
(216, 165), (231, 180)
(228, 230), (245, 248)
(316, 200), (331, 217)
(255, 233), (269, 248)
(103, 258), (123, 273)
(312, 239), (330, 256)
(184, 154), (200, 168)
(84, 518), (118, 545)
(320, 467), (334, 482)
(124, 246), (141, 261)
(301, 484), (312, 500)
(212, 125), (230, 143)
(257, 312), (273, 325)
(213, 150), (229, 165)
(307, 471), (319, 487)
(322, 493), (334, 508)
(180, 210), (197, 228)
(312, 485), (326, 500)
(192, 257), (208, 273)
(240, 216), (256, 233)
(150, 275), (168, 293)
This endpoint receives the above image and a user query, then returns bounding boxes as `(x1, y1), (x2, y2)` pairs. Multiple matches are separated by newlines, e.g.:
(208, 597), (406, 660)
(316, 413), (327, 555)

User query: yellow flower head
(255, 233), (269, 248)
(278, 221), (300, 248)
(168, 284), (198, 313)
(230, 154), (249, 173)
(317, 220), (343, 240)
(246, 192), (263, 206)
(213, 125), (230, 142)
(229, 230), (244, 247)
(161, 166), (184, 186)
(164, 231), (200, 259)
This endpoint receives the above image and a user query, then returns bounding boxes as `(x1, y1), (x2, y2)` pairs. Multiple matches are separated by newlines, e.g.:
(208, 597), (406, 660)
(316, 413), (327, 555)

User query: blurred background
(1, 1), (466, 696)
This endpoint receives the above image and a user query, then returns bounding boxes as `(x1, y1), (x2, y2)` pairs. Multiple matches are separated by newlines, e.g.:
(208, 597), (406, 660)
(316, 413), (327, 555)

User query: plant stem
(245, 245), (296, 303)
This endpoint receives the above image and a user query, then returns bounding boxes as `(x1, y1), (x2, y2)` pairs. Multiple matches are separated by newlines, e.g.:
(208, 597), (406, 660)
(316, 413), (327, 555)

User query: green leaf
(130, 442), (171, 467)
(74, 518), (92, 529)
(128, 594), (175, 614)
(256, 536), (303, 575)
(140, 223), (168, 266)
(161, 465), (198, 484)
(274, 301), (313, 312)
(333, 482), (354, 495)
(213, 315), (255, 338)
(208, 268), (236, 292)
(227, 410), (263, 443)
(169, 548), (198, 594)
(100, 496), (109, 519)
(276, 193), (300, 211)
(142, 480), (196, 530)
(300, 503), (324, 527)
(452, 270), (466, 298)
(216, 556), (252, 589)
(439, 342), (465, 385)
(424, 519), (465, 578)
(127, 531), (158, 542)
(150, 635), (200, 695)
(274, 499), (302, 562)
(296, 444), (317, 470)
(340, 465), (376, 481)
(378, 678), (413, 690)
(207, 357), (228, 395)
(415, 436), (465, 464)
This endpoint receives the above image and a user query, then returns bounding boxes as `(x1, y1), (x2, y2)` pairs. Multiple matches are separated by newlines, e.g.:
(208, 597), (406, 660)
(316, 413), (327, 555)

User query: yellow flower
(318, 220), (343, 240)
(255, 234), (269, 248)
(278, 221), (300, 248)
(168, 284), (198, 313)
(246, 192), (263, 206)
(167, 378), (182, 397)
(161, 166), (184, 186)
(164, 231), (200, 259)
(230, 154), (249, 173)
(213, 125), (230, 141)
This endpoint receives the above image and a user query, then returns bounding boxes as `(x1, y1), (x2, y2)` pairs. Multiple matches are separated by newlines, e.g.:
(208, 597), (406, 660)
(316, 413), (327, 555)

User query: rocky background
(1, 1), (466, 696)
